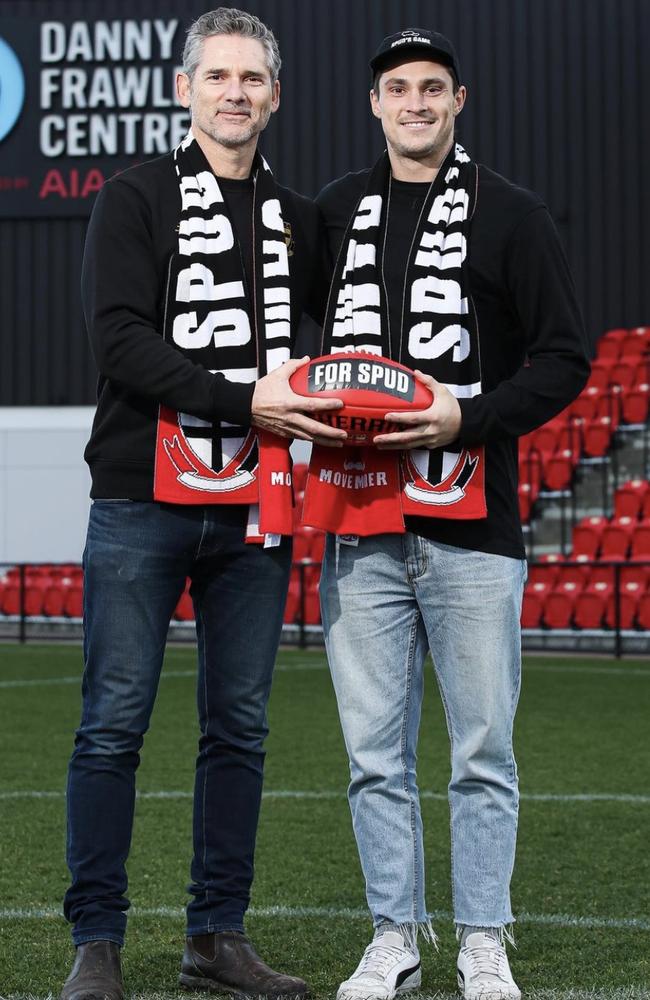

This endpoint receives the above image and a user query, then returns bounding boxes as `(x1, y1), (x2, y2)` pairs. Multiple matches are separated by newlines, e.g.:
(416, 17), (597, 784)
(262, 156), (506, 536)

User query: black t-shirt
(317, 165), (590, 559)
(218, 175), (255, 299)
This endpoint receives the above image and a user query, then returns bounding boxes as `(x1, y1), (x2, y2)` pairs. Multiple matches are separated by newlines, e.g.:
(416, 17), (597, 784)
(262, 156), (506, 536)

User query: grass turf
(0, 644), (648, 998)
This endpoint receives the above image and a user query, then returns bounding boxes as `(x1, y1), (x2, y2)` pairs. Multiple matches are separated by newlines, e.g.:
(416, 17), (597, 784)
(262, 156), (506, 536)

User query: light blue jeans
(320, 532), (526, 930)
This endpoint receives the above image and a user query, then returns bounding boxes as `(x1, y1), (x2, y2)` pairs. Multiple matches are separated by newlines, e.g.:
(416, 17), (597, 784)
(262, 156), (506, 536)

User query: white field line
(0, 905), (649, 933)
(2, 661), (650, 689)
(523, 664), (650, 677)
(1, 789), (649, 804)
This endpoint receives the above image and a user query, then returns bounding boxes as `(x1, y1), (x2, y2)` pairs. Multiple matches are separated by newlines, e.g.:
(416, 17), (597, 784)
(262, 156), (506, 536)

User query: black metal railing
(2, 558), (649, 656)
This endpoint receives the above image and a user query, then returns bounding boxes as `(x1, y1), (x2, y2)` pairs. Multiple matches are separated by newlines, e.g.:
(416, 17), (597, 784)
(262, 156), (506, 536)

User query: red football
(289, 352), (433, 444)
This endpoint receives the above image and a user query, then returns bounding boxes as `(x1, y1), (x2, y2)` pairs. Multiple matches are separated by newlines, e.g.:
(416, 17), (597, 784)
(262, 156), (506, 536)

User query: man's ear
(370, 88), (382, 120)
(453, 84), (467, 116)
(176, 71), (191, 109)
(270, 78), (281, 113)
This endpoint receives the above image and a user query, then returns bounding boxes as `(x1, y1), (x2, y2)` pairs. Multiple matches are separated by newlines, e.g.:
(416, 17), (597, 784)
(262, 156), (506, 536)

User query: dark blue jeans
(63, 501), (292, 946)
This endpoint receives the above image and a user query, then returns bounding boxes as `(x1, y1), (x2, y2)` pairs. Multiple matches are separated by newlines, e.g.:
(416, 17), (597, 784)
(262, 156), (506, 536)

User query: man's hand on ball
(251, 357), (347, 446)
(374, 372), (462, 450)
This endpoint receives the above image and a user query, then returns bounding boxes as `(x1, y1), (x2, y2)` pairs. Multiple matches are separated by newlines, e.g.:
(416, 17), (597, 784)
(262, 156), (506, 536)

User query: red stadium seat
(43, 577), (76, 617)
(620, 564), (649, 589)
(604, 582), (643, 630)
(573, 588), (607, 629)
(518, 483), (534, 523)
(613, 480), (649, 520)
(600, 517), (635, 560)
(630, 520), (650, 561)
(620, 328), (650, 358)
(304, 561), (322, 588)
(557, 563), (589, 589)
(60, 563), (81, 577)
(64, 585), (84, 618)
(543, 450), (574, 491)
(283, 582), (300, 624)
(568, 387), (599, 422)
(292, 531), (311, 562)
(528, 428), (556, 456)
(609, 361), (638, 391)
(521, 584), (548, 628)
(519, 448), (543, 492)
(594, 386), (623, 430)
(529, 554), (566, 587)
(556, 420), (584, 460)
(637, 593), (650, 629)
(572, 516), (607, 559)
(595, 334), (623, 362)
(1, 583), (20, 615)
(24, 583), (47, 616)
(587, 359), (611, 391)
(599, 327), (628, 351)
(309, 531), (326, 563)
(582, 417), (612, 458)
(622, 383), (650, 424)
(543, 582), (580, 629)
(518, 432), (535, 458)
(587, 564), (615, 588)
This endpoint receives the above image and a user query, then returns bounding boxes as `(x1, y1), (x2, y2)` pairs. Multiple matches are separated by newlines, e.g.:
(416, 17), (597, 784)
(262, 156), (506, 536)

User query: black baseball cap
(370, 29), (461, 85)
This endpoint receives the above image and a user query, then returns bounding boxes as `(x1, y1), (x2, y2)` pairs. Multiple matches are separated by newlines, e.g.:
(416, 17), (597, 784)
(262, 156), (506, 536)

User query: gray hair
(182, 7), (281, 85)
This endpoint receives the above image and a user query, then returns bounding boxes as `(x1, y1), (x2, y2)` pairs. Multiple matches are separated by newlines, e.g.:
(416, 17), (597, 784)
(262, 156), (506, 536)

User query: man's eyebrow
(383, 76), (448, 86)
(202, 66), (267, 77)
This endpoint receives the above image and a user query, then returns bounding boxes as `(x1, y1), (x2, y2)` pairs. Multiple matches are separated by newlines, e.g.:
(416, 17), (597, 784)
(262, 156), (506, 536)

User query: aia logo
(0, 36), (25, 143)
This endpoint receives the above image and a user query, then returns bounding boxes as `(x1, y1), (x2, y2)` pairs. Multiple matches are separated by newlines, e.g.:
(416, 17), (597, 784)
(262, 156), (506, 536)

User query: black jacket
(317, 165), (591, 558)
(82, 152), (325, 499)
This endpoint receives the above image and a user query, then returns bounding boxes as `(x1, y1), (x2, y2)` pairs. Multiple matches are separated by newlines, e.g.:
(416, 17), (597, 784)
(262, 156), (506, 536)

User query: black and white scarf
(154, 131), (293, 537)
(303, 142), (486, 534)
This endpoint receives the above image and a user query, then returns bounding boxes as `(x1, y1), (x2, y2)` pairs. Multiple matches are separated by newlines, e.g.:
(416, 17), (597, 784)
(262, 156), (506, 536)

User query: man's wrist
(211, 377), (256, 425)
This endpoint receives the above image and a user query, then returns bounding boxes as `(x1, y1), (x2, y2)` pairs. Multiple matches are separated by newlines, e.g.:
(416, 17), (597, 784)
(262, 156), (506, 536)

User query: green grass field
(0, 643), (649, 1000)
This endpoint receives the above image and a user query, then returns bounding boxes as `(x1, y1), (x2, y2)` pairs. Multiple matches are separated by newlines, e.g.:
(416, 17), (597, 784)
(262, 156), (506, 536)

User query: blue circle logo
(0, 36), (25, 143)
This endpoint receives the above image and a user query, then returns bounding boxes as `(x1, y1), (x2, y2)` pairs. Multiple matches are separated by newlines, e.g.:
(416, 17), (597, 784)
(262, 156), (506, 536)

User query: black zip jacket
(82, 152), (326, 499)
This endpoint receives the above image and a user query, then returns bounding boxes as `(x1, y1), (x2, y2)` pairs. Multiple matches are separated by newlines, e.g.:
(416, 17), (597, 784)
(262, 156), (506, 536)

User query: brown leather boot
(179, 931), (309, 998)
(60, 940), (124, 1000)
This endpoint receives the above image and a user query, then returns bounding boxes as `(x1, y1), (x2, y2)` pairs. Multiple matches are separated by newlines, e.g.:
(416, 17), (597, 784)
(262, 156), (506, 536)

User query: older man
(60, 8), (342, 1000)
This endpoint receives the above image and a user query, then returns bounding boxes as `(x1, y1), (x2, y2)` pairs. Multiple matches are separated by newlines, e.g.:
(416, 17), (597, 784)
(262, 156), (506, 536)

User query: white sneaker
(457, 931), (521, 1000)
(337, 930), (421, 1000)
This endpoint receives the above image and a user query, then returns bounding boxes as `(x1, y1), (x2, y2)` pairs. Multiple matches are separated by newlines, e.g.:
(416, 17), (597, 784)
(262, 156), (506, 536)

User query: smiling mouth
(400, 120), (434, 128)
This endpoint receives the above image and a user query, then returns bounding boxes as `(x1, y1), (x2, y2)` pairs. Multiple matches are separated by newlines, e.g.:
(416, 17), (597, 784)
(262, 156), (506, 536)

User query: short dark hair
(372, 65), (459, 96)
